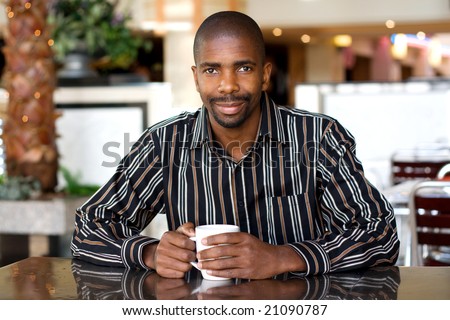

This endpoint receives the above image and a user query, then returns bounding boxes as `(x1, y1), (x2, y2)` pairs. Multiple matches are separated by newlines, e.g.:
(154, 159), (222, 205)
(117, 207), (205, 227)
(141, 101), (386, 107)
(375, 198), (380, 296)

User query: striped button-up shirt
(71, 93), (399, 276)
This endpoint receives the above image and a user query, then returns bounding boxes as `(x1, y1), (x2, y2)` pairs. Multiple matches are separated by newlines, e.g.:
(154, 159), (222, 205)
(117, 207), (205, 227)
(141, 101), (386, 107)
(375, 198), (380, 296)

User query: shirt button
(238, 201), (245, 207)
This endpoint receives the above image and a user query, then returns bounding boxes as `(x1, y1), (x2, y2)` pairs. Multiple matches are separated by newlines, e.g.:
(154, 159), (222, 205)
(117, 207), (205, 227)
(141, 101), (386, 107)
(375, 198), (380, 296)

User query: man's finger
(176, 222), (196, 236)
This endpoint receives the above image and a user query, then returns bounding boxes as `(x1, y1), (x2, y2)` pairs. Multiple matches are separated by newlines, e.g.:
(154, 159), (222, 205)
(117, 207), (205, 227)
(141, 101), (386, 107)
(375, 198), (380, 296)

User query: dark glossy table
(0, 257), (449, 300)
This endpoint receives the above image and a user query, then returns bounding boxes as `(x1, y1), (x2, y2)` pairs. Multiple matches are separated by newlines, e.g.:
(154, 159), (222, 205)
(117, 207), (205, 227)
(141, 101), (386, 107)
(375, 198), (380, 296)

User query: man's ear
(191, 66), (200, 92)
(261, 62), (272, 92)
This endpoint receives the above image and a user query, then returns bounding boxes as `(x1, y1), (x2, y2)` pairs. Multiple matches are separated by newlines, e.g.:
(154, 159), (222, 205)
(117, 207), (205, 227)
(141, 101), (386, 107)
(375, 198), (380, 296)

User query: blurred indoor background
(0, 0), (450, 267)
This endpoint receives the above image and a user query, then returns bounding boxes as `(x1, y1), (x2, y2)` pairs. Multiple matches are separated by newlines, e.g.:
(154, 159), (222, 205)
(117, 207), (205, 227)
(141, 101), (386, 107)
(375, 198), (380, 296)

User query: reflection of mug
(192, 279), (234, 294)
(190, 224), (240, 281)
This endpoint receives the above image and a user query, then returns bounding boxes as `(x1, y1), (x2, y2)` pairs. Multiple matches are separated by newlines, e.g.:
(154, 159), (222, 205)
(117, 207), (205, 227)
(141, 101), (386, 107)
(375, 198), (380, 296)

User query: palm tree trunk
(2, 0), (58, 192)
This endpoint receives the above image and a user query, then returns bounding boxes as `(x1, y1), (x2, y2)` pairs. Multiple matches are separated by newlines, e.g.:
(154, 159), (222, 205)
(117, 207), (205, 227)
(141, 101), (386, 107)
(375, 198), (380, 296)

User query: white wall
(248, 0), (450, 27)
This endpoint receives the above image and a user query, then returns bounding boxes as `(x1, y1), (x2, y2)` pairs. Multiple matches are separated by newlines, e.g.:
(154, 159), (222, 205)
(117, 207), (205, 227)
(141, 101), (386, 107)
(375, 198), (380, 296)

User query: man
(71, 11), (399, 279)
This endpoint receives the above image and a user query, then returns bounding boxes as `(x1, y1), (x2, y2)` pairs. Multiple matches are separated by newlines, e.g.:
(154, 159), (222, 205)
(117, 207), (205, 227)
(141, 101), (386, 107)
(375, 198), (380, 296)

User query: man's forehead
(197, 34), (256, 52)
(193, 22), (265, 65)
(195, 36), (260, 64)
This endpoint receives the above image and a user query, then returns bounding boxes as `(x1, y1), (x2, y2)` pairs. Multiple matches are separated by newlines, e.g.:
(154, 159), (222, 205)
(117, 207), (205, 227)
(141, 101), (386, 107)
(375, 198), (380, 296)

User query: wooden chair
(437, 163), (450, 180)
(391, 147), (450, 185)
(391, 159), (449, 185)
(409, 180), (450, 266)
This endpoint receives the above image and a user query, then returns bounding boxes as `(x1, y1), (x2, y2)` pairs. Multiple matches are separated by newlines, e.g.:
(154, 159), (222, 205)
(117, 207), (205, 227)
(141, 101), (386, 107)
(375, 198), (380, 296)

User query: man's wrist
(276, 245), (307, 274)
(143, 242), (159, 269)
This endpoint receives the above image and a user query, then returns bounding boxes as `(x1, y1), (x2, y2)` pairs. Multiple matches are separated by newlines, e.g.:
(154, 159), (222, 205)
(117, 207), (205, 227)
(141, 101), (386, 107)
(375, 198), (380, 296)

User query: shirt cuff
(121, 268), (155, 299)
(122, 235), (160, 269)
(287, 241), (331, 276)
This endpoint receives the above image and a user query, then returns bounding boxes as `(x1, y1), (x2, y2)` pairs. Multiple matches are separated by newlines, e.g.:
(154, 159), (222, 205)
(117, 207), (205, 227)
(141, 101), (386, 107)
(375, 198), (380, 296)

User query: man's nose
(218, 72), (239, 94)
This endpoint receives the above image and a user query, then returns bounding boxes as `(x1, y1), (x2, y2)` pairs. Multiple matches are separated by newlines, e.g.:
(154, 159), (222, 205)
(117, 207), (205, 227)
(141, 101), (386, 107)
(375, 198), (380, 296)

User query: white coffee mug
(190, 224), (240, 281)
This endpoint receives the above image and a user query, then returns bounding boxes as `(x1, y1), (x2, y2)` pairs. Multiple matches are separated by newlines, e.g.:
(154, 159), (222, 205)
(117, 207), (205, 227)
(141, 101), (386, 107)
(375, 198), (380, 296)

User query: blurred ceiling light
(385, 20), (396, 29)
(428, 37), (442, 67)
(416, 31), (426, 41)
(301, 34), (311, 43)
(391, 33), (408, 60)
(272, 28), (283, 37)
(333, 34), (352, 48)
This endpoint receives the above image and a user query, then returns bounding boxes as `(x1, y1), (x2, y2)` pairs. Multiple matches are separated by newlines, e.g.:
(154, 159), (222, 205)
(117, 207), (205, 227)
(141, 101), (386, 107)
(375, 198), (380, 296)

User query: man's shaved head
(193, 11), (266, 65)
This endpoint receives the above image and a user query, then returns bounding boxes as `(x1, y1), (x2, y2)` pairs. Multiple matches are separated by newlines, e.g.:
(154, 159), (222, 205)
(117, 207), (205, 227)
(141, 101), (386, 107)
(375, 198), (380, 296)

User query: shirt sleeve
(70, 130), (165, 269)
(289, 119), (400, 276)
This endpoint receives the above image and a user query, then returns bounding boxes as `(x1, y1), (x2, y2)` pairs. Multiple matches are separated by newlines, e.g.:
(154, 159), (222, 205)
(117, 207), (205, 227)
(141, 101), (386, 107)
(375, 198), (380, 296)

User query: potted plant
(47, 0), (148, 76)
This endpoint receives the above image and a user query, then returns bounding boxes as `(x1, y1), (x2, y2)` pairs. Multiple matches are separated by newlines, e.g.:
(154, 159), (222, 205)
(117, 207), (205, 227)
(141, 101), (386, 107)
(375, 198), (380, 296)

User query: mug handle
(189, 236), (200, 270)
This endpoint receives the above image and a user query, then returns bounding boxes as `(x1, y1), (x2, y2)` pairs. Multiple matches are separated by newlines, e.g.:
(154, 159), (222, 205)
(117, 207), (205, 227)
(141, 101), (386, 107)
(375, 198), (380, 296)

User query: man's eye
(204, 68), (217, 74)
(239, 66), (252, 72)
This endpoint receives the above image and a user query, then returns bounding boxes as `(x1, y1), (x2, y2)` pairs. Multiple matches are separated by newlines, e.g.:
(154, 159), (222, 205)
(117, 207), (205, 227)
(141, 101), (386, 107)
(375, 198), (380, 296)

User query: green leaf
(47, 0), (150, 69)
(59, 166), (100, 197)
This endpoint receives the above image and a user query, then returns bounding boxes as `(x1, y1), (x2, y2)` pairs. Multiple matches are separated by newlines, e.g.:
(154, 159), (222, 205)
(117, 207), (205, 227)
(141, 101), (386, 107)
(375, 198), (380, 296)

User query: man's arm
(288, 120), (400, 275)
(71, 130), (165, 269)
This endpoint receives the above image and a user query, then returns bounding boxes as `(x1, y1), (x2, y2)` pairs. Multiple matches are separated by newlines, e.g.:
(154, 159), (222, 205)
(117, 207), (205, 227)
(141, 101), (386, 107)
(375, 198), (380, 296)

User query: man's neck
(210, 110), (261, 162)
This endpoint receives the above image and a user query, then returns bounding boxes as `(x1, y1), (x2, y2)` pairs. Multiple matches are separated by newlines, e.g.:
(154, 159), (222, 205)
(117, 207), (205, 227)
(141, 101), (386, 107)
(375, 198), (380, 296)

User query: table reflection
(9, 256), (56, 299)
(71, 260), (400, 300)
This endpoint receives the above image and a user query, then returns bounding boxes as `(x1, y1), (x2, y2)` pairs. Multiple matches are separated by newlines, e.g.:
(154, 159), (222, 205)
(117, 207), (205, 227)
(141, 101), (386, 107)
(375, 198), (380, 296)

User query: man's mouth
(209, 95), (250, 116)
(214, 101), (245, 115)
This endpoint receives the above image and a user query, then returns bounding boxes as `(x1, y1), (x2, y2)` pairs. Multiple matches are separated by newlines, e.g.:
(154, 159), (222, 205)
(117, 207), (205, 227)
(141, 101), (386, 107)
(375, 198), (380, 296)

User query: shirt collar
(259, 91), (287, 143)
(189, 92), (287, 149)
(189, 106), (210, 149)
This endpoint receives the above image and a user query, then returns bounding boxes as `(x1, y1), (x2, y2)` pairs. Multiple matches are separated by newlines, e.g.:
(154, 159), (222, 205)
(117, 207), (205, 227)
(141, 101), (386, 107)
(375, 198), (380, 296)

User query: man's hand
(143, 222), (196, 278)
(196, 278), (308, 300)
(143, 273), (194, 299)
(197, 232), (306, 279)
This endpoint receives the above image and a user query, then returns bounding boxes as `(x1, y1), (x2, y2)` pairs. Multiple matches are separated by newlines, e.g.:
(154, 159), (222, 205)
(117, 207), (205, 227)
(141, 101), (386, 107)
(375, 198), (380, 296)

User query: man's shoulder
(147, 108), (201, 133)
(276, 105), (355, 144)
(275, 104), (337, 125)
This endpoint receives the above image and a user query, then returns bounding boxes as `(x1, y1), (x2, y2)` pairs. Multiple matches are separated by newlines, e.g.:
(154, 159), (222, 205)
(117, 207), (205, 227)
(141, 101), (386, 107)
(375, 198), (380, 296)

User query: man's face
(192, 35), (272, 129)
